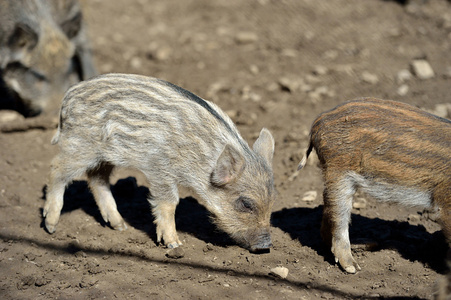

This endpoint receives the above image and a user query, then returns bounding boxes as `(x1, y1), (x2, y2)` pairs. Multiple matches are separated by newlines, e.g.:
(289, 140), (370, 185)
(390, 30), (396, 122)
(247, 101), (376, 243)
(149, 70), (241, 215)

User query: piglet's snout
(249, 231), (272, 253)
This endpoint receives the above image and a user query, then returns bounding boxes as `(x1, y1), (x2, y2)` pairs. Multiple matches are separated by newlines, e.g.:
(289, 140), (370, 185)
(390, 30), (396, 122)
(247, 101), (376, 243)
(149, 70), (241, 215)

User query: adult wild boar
(0, 0), (96, 122)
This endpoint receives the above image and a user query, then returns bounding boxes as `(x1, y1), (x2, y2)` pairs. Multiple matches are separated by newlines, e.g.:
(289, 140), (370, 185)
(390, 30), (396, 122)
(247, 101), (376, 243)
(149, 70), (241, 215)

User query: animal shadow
(272, 206), (448, 273)
(40, 177), (233, 247)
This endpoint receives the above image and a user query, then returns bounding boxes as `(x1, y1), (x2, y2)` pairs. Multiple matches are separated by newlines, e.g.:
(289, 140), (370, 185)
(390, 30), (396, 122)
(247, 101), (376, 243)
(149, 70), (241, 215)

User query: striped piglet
(298, 98), (451, 273)
(43, 73), (276, 252)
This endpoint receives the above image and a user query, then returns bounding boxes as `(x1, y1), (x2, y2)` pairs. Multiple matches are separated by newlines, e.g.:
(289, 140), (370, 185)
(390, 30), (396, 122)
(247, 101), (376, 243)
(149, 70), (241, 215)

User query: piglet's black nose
(249, 234), (272, 253)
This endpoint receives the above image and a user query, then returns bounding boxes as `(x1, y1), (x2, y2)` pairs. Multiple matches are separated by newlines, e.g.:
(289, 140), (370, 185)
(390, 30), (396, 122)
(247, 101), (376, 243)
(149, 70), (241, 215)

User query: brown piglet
(298, 98), (451, 273)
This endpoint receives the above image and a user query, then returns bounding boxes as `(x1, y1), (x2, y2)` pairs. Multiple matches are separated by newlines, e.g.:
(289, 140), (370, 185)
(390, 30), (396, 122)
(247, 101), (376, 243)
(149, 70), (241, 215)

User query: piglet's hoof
(111, 221), (128, 232)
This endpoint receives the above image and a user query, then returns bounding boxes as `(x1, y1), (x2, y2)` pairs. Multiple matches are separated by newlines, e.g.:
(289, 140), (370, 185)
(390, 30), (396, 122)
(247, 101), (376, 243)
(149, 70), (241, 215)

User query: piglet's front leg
(150, 187), (182, 249)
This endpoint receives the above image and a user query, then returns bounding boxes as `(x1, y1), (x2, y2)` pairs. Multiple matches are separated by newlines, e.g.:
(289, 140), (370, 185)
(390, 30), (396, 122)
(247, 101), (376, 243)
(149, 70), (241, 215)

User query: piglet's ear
(211, 144), (245, 187)
(253, 128), (275, 165)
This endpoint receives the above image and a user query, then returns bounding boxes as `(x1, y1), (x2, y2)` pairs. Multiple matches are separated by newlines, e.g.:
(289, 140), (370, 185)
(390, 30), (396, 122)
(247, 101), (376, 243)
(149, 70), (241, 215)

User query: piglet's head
(209, 128), (276, 253)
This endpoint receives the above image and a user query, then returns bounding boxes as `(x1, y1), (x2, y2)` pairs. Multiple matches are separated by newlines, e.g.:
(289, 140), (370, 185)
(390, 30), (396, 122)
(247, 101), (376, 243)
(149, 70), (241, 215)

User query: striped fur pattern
(43, 73), (276, 252)
(299, 98), (451, 273)
(0, 0), (96, 116)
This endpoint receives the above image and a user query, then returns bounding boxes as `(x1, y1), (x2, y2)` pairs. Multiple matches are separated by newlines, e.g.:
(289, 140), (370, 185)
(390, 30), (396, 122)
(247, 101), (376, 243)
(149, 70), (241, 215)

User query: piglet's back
(54, 73), (249, 170)
(310, 98), (451, 190)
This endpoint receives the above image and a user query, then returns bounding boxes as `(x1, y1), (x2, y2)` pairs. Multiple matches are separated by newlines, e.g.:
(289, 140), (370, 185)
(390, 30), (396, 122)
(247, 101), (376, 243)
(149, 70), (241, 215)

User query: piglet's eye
(236, 197), (255, 213)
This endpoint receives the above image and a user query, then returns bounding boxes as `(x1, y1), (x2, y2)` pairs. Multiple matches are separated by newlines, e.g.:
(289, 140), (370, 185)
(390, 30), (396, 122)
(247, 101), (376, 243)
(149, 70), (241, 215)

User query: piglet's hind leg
(87, 164), (127, 231)
(322, 176), (361, 273)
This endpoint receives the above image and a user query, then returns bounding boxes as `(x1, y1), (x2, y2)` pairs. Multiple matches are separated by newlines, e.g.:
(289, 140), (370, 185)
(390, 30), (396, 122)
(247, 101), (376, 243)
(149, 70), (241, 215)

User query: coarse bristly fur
(43, 73), (276, 252)
(298, 97), (451, 273)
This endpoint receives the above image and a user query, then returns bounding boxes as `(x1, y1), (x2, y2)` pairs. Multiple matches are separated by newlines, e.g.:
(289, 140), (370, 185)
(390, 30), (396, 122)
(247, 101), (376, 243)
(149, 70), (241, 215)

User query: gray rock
(270, 266), (289, 279)
(361, 71), (379, 84)
(166, 247), (185, 259)
(397, 84), (409, 96)
(410, 60), (435, 80)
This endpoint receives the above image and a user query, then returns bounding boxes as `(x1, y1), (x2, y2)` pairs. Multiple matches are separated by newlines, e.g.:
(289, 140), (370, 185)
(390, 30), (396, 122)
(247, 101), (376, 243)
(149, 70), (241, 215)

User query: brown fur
(299, 98), (451, 273)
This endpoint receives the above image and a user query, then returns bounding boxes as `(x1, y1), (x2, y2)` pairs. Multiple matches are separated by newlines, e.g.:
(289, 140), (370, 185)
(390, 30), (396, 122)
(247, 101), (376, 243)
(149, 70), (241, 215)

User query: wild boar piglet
(43, 73), (276, 253)
(299, 98), (451, 273)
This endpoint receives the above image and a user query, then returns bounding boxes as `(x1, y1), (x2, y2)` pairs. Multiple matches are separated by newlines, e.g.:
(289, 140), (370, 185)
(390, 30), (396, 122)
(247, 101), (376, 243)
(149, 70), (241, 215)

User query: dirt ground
(1, 0), (451, 299)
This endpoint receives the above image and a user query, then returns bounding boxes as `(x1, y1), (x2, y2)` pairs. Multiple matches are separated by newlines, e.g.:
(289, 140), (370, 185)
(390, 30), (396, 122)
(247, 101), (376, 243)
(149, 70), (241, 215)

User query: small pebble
(313, 65), (328, 76)
(166, 247), (185, 259)
(361, 71), (379, 84)
(302, 191), (317, 202)
(270, 266), (289, 279)
(410, 59), (435, 80)
(397, 84), (409, 96)
(203, 243), (214, 252)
